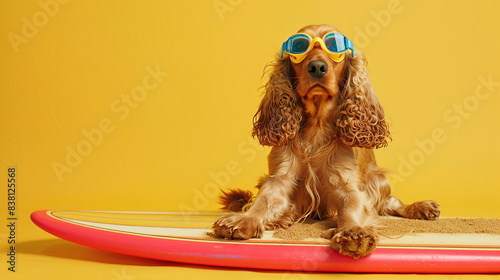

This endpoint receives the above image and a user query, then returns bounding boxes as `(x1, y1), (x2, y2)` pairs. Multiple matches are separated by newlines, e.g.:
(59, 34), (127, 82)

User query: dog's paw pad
(330, 227), (378, 259)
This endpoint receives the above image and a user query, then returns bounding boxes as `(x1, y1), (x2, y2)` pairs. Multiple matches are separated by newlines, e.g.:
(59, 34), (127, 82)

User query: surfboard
(31, 210), (500, 273)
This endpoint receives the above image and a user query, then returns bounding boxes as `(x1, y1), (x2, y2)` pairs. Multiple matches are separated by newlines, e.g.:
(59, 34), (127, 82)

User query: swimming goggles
(280, 32), (354, 63)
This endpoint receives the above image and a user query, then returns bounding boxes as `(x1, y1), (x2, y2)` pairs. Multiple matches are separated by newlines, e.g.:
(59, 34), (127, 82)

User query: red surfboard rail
(31, 210), (500, 273)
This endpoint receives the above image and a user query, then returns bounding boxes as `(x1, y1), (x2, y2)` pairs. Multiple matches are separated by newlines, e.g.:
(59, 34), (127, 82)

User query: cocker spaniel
(213, 24), (440, 259)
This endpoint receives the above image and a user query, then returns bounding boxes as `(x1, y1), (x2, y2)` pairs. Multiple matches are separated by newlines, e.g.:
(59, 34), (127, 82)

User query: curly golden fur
(335, 54), (391, 149)
(252, 57), (302, 147)
(213, 24), (439, 259)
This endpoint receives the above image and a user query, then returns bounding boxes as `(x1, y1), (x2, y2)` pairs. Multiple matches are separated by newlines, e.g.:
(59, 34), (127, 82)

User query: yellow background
(1, 0), (499, 279)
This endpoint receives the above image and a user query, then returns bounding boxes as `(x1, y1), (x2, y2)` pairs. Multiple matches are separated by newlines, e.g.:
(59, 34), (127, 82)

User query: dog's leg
(213, 174), (296, 239)
(324, 184), (379, 259)
(357, 154), (440, 221)
(382, 196), (440, 220)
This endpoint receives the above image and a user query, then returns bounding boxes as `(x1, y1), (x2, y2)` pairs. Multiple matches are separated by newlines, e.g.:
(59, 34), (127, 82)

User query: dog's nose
(307, 61), (328, 79)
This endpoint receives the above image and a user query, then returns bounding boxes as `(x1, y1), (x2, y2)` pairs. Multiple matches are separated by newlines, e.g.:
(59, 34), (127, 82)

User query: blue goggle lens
(289, 36), (310, 54)
(324, 33), (347, 53)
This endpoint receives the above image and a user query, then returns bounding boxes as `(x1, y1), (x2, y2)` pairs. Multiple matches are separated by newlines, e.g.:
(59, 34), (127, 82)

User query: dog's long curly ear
(335, 52), (391, 149)
(252, 57), (302, 147)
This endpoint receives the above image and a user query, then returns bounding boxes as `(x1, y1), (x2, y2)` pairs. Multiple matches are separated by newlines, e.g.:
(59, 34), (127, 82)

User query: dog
(213, 24), (440, 259)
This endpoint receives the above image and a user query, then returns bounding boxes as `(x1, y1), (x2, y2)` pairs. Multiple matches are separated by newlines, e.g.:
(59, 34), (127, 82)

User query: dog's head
(290, 25), (346, 115)
(252, 24), (391, 149)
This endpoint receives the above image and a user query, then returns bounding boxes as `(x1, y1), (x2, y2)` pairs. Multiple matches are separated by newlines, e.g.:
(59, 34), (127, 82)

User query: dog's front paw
(406, 201), (440, 220)
(327, 226), (378, 259)
(213, 213), (264, 240)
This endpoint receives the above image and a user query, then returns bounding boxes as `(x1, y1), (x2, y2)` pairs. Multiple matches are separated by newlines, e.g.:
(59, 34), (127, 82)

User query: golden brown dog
(213, 24), (440, 259)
